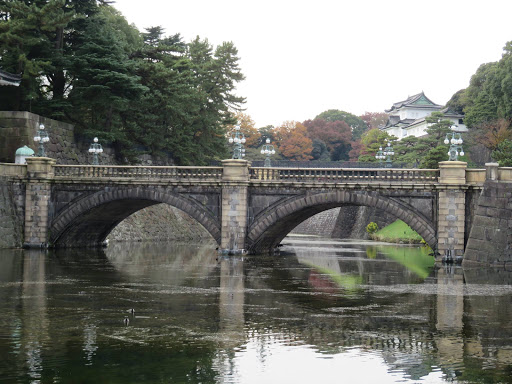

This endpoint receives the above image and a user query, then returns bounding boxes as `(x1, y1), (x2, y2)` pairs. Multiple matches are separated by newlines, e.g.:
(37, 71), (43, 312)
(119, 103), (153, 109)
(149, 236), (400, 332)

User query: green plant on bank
(371, 219), (424, 244)
(366, 222), (379, 235)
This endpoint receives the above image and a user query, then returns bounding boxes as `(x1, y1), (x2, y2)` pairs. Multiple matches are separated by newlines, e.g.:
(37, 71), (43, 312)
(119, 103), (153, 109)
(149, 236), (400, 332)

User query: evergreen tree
(0, 2), (246, 164)
(185, 38), (245, 164)
(491, 139), (512, 166)
(67, 6), (146, 161)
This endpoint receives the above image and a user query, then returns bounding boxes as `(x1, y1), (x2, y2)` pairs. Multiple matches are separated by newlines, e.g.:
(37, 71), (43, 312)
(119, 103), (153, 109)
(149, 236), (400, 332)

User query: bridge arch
(246, 190), (437, 253)
(50, 187), (221, 247)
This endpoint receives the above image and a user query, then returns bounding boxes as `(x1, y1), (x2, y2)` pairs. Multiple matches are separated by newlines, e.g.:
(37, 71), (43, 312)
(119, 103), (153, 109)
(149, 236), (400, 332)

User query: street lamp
(375, 140), (394, 168)
(375, 146), (385, 167)
(260, 138), (275, 167)
(88, 137), (103, 165)
(33, 123), (50, 157)
(444, 132), (464, 161)
(228, 124), (246, 159)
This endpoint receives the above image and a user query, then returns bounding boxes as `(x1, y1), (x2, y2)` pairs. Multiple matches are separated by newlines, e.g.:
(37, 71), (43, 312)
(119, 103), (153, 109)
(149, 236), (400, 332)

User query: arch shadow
(50, 187), (221, 247)
(247, 190), (437, 254)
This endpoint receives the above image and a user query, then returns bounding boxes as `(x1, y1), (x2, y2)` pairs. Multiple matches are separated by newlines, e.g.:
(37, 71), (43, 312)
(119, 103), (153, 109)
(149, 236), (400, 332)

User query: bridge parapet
(249, 167), (439, 183)
(498, 167), (512, 181)
(466, 169), (486, 184)
(0, 162), (27, 178)
(53, 165), (223, 181)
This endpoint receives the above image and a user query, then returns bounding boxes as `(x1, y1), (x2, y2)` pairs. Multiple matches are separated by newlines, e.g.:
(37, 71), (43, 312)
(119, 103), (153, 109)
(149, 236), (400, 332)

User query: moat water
(0, 237), (511, 383)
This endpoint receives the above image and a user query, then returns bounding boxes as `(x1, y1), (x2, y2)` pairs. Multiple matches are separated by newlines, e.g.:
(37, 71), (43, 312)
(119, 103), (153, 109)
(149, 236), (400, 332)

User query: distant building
(381, 92), (466, 140)
(0, 69), (21, 87)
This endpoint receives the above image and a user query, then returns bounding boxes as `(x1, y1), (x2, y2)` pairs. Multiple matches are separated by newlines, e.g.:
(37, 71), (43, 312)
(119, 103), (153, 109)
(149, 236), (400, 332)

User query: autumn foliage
(275, 121), (313, 160)
(303, 119), (352, 154)
(232, 112), (260, 148)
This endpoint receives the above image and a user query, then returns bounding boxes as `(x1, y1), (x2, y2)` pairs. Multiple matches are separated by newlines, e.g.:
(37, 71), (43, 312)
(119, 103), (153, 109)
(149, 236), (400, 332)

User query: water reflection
(0, 240), (511, 383)
(21, 251), (49, 383)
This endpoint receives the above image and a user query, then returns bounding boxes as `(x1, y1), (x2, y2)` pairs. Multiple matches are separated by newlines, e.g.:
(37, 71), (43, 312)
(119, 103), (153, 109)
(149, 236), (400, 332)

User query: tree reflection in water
(0, 240), (511, 383)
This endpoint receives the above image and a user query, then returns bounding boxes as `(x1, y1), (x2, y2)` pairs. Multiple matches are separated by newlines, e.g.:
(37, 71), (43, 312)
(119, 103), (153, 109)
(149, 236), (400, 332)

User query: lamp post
(375, 147), (385, 167)
(88, 137), (103, 165)
(384, 141), (394, 168)
(228, 124), (246, 159)
(375, 140), (394, 168)
(33, 123), (50, 157)
(444, 132), (464, 161)
(260, 138), (275, 167)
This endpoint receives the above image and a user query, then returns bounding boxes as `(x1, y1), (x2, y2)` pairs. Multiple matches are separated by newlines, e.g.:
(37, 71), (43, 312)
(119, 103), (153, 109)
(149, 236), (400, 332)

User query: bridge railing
(498, 167), (512, 181)
(249, 167), (440, 183)
(0, 163), (27, 178)
(53, 165), (223, 180)
(466, 169), (486, 184)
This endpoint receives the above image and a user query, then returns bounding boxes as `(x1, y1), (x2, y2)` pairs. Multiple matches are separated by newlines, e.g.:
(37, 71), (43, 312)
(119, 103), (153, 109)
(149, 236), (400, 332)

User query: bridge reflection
(0, 243), (511, 382)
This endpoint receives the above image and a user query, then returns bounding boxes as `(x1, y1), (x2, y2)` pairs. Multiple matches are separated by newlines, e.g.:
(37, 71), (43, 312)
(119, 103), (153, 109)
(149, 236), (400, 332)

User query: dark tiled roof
(440, 106), (463, 117)
(384, 117), (416, 129)
(385, 92), (442, 112)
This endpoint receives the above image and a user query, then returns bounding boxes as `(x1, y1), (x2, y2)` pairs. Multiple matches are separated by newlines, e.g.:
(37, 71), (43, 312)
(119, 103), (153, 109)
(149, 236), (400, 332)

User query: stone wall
(291, 208), (340, 236)
(290, 205), (399, 239)
(0, 111), (173, 165)
(108, 204), (213, 243)
(0, 111), (117, 164)
(464, 180), (512, 266)
(0, 178), (24, 248)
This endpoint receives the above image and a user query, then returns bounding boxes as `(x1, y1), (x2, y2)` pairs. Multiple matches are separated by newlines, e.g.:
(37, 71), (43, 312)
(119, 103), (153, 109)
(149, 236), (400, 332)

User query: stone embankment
(292, 206), (395, 240)
(108, 204), (212, 243)
(464, 180), (512, 266)
(0, 179), (24, 248)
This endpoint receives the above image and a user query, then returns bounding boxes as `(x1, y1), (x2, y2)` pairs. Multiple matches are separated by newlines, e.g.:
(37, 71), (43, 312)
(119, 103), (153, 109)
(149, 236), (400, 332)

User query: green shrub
(366, 222), (379, 234)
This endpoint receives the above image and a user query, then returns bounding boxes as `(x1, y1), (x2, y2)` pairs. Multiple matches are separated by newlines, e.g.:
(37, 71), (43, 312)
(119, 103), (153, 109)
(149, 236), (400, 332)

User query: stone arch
(247, 190), (436, 253)
(50, 187), (221, 247)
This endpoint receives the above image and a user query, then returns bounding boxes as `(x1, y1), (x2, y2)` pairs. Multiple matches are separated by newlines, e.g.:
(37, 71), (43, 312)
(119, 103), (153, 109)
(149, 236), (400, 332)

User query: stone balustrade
(250, 167), (440, 183)
(3, 162), (510, 186)
(53, 165), (223, 180)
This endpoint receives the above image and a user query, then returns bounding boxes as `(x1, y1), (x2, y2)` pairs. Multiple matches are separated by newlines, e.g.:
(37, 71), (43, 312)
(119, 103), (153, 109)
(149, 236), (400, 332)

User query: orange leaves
(275, 121), (313, 160)
(230, 112), (260, 147)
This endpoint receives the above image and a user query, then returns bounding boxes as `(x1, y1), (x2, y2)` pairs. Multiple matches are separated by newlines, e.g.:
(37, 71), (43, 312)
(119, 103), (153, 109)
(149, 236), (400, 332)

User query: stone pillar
(23, 157), (55, 248)
(485, 162), (499, 181)
(220, 159), (250, 254)
(437, 161), (467, 263)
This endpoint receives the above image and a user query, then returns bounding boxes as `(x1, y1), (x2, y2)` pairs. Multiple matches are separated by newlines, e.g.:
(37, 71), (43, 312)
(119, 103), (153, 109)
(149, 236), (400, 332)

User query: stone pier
(220, 159), (250, 254)
(437, 161), (467, 263)
(23, 157), (55, 248)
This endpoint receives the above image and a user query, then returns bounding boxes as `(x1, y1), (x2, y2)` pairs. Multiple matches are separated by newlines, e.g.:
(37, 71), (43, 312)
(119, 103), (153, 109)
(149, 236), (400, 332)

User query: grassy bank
(370, 219), (424, 244)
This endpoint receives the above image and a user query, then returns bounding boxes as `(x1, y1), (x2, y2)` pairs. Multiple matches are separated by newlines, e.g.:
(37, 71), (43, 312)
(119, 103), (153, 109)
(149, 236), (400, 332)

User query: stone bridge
(1, 158), (510, 263)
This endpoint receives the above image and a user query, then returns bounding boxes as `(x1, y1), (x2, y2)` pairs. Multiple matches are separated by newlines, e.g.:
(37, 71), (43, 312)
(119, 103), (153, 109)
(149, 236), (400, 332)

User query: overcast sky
(113, 0), (512, 128)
